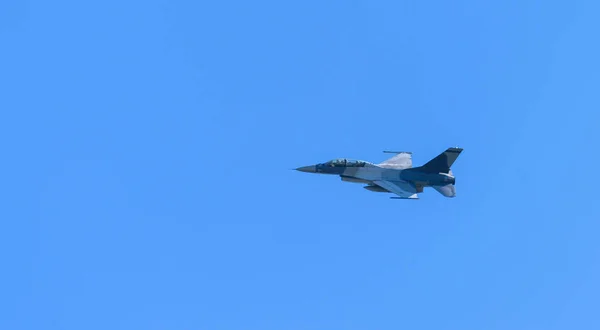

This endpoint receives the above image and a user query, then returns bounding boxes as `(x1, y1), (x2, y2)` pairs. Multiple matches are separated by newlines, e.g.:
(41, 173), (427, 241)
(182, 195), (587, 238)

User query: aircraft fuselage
(318, 165), (454, 187)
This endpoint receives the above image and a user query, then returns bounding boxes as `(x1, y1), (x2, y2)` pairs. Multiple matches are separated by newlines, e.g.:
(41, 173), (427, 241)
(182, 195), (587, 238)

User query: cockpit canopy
(322, 158), (367, 167)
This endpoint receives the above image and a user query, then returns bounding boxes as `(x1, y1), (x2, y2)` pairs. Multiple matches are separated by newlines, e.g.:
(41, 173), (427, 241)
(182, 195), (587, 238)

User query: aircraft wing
(373, 180), (419, 199)
(379, 152), (412, 169)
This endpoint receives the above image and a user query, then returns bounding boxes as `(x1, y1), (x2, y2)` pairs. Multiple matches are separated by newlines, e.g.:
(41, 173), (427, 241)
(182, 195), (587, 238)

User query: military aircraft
(295, 147), (463, 199)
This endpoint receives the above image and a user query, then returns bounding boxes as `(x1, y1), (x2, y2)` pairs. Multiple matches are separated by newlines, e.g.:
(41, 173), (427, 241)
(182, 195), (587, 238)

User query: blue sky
(2, 0), (599, 329)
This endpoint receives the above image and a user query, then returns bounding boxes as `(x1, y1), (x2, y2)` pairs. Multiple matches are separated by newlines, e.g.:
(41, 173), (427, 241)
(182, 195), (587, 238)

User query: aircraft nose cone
(295, 165), (316, 173)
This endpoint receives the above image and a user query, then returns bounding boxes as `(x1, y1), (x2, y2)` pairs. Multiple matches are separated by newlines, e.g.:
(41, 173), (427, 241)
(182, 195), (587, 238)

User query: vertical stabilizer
(418, 147), (463, 174)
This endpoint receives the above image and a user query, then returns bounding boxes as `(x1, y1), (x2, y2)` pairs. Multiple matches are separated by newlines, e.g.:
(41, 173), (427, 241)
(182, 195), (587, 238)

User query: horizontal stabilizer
(432, 184), (456, 198)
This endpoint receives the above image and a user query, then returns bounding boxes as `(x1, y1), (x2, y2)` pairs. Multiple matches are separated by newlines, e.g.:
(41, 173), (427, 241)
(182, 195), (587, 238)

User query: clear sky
(2, 0), (599, 329)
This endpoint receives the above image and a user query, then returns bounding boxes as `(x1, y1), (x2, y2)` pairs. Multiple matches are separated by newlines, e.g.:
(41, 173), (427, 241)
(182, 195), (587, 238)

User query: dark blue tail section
(417, 147), (463, 174)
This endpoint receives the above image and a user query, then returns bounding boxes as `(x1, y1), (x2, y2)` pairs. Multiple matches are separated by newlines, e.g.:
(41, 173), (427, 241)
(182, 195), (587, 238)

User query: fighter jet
(295, 147), (463, 199)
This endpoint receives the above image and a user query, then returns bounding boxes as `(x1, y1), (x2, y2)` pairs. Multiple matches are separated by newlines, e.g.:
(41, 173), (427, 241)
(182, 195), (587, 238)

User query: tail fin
(418, 147), (463, 174)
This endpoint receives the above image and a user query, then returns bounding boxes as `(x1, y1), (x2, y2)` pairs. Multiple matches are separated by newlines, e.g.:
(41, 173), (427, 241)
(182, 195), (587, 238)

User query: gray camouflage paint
(295, 147), (463, 199)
